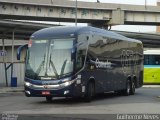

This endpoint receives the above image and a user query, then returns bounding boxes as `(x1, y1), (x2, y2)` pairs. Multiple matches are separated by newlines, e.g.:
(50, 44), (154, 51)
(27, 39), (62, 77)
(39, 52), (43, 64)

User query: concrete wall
(0, 46), (26, 86)
(157, 2), (160, 32)
(0, 46), (26, 63)
(0, 63), (25, 86)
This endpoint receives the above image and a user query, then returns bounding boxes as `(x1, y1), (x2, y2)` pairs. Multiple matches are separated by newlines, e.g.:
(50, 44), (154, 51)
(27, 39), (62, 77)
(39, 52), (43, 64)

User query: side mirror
(17, 44), (28, 60)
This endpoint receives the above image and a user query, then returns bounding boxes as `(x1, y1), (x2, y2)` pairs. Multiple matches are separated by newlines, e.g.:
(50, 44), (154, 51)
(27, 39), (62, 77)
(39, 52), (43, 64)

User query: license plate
(42, 91), (50, 95)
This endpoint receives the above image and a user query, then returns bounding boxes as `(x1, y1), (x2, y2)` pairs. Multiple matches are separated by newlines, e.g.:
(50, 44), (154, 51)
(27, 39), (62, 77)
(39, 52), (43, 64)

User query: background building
(0, 40), (27, 86)
(157, 0), (160, 32)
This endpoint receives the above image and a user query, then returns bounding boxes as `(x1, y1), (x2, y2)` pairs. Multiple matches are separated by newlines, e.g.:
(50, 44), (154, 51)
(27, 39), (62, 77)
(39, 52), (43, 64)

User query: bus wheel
(84, 82), (94, 102)
(130, 81), (135, 95)
(46, 96), (53, 102)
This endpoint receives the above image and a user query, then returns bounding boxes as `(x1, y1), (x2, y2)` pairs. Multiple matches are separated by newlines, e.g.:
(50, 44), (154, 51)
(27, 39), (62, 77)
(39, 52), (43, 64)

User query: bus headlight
(25, 82), (32, 87)
(60, 80), (75, 87)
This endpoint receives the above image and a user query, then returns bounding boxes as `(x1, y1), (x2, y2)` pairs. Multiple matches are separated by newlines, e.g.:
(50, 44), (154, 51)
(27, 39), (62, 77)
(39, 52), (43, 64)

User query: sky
(66, 0), (158, 32)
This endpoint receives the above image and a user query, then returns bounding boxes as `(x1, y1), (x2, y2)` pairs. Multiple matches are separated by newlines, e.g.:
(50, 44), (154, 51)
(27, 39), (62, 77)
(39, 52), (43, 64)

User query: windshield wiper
(60, 59), (67, 75)
(36, 55), (45, 76)
(49, 54), (59, 79)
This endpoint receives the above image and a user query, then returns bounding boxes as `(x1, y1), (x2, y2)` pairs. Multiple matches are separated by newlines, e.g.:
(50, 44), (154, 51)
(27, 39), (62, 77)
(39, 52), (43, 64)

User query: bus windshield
(25, 38), (74, 80)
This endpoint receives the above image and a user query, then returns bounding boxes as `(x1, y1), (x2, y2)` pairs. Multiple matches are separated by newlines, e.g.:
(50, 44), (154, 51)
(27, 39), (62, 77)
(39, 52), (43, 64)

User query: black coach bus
(17, 26), (143, 102)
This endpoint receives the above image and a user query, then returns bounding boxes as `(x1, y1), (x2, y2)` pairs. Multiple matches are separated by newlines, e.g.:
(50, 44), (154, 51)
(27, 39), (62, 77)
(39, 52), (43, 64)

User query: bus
(144, 49), (160, 84)
(17, 26), (143, 102)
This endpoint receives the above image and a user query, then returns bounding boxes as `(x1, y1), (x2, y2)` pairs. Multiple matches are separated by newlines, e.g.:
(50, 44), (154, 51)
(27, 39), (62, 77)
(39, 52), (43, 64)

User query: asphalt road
(0, 87), (160, 120)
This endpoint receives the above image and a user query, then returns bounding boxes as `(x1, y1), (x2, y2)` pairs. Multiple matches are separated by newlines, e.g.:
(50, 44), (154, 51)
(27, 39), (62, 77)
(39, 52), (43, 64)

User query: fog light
(64, 90), (69, 95)
(25, 90), (31, 95)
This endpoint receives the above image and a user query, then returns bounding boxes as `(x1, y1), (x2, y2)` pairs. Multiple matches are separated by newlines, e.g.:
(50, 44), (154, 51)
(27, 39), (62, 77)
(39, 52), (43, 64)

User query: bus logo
(90, 58), (112, 69)
(43, 85), (49, 89)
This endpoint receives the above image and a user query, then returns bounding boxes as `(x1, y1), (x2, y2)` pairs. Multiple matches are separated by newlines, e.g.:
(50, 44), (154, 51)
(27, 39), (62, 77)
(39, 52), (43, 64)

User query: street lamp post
(145, 0), (147, 9)
(75, 0), (77, 26)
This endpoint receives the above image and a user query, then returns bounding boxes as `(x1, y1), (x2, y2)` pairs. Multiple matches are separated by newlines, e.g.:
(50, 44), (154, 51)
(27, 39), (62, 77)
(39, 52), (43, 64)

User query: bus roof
(31, 26), (141, 43)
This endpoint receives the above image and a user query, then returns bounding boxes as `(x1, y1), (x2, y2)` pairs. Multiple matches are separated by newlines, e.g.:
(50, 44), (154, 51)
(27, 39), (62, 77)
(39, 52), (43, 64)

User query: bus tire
(125, 80), (131, 96)
(84, 82), (94, 102)
(130, 81), (135, 95)
(121, 80), (131, 96)
(46, 96), (53, 102)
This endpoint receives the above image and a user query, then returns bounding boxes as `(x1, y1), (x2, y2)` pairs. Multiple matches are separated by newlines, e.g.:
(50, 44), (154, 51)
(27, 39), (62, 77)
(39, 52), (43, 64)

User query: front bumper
(25, 82), (83, 97)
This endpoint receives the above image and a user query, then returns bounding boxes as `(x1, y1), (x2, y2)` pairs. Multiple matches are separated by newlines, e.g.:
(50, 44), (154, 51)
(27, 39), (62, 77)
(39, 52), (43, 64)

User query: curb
(0, 87), (24, 93)
(142, 85), (160, 88)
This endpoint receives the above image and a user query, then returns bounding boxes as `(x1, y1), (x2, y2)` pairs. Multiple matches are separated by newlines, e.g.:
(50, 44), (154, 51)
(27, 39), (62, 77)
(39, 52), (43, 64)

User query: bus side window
(76, 50), (85, 70)
(76, 51), (82, 69)
(76, 34), (88, 71)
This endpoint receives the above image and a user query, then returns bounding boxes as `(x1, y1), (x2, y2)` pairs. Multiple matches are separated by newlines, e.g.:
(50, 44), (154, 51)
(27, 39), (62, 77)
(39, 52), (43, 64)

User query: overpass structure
(0, 20), (160, 48)
(1, 0), (160, 27)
